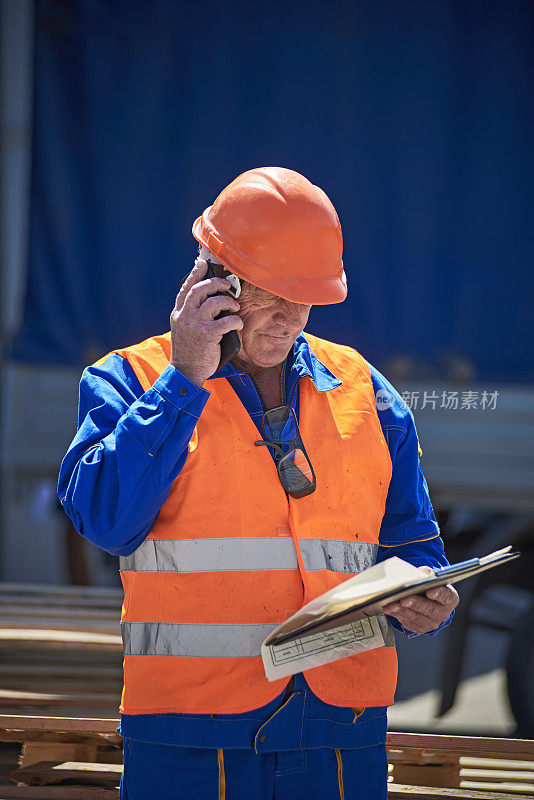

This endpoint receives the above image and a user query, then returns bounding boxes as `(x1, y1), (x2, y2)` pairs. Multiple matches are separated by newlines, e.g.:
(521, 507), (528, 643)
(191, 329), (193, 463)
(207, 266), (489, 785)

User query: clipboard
(264, 546), (520, 649)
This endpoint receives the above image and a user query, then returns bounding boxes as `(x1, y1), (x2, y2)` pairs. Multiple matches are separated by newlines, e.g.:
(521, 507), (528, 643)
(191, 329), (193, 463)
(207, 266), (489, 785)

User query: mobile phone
(179, 261), (241, 371)
(204, 260), (241, 369)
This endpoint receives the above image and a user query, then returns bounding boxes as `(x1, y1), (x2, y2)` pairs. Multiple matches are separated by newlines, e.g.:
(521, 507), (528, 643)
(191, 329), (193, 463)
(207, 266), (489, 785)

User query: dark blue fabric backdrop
(14, 0), (534, 382)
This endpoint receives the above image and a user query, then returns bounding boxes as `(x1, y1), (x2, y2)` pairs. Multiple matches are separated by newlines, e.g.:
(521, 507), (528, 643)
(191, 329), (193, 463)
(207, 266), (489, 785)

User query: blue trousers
(120, 738), (388, 800)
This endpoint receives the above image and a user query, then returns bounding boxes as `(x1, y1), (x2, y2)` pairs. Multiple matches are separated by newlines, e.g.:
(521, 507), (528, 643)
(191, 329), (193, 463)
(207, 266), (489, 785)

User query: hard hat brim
(192, 214), (347, 306)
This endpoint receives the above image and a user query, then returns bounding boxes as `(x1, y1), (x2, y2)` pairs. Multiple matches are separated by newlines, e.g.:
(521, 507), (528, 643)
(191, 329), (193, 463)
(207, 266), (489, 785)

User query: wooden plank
(388, 784), (534, 799)
(0, 604), (119, 619)
(0, 787), (118, 799)
(461, 758), (534, 771)
(0, 691), (119, 709)
(0, 652), (122, 670)
(18, 742), (122, 768)
(0, 666), (121, 680)
(11, 760), (122, 788)
(0, 594), (119, 606)
(0, 630), (122, 649)
(0, 683), (121, 698)
(387, 733), (534, 761)
(0, 709), (119, 720)
(0, 731), (122, 746)
(0, 623), (119, 636)
(0, 716), (122, 749)
(0, 715), (120, 734)
(20, 743), (98, 769)
(0, 611), (119, 623)
(460, 782), (534, 795)
(393, 764), (460, 788)
(0, 677), (121, 694)
(0, 583), (122, 601)
(461, 768), (534, 782)
(389, 749), (460, 765)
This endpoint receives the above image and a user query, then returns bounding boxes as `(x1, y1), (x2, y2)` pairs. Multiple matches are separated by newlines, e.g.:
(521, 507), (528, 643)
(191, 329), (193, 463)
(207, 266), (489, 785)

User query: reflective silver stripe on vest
(122, 621), (276, 657)
(122, 615), (395, 657)
(120, 538), (378, 574)
(300, 540), (377, 574)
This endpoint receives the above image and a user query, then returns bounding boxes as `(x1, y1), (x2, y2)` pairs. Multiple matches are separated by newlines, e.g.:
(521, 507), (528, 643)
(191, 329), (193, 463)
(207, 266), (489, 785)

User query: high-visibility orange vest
(115, 332), (395, 715)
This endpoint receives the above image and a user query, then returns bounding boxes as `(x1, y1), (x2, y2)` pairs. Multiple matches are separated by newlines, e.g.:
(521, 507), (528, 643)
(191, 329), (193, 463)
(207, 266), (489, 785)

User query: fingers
(187, 277), (233, 310)
(415, 566), (459, 609)
(387, 607), (438, 634)
(383, 599), (439, 634)
(175, 259), (231, 311)
(426, 584), (458, 606)
(175, 259), (208, 308)
(383, 586), (458, 634)
(404, 595), (437, 617)
(212, 314), (244, 337)
(384, 595), (437, 621)
(417, 565), (434, 577)
(197, 294), (241, 321)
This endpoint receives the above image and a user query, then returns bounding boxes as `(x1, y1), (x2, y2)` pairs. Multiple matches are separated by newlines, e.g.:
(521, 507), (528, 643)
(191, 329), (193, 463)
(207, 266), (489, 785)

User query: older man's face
(235, 281), (311, 369)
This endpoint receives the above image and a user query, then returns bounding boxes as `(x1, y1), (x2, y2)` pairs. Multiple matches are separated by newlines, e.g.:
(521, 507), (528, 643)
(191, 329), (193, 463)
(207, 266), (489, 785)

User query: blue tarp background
(13, 0), (534, 382)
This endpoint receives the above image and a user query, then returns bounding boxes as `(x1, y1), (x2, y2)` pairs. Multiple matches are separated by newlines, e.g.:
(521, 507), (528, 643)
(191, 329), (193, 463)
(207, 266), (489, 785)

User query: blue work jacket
(58, 333), (453, 750)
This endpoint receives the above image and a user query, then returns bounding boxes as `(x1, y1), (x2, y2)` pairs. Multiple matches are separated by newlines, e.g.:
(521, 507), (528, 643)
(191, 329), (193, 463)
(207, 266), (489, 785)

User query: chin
(249, 345), (292, 368)
(259, 356), (286, 368)
(239, 331), (297, 369)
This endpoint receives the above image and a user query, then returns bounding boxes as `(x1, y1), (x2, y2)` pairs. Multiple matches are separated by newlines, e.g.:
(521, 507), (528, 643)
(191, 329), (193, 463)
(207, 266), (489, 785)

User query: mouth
(262, 332), (296, 340)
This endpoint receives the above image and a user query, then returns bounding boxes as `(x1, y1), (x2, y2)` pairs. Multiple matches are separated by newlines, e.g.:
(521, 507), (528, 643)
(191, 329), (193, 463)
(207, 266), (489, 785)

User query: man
(59, 167), (458, 800)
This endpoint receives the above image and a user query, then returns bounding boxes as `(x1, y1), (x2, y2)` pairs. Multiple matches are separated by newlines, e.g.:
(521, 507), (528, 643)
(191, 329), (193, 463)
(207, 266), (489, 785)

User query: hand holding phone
(170, 258), (243, 387)
(204, 260), (242, 369)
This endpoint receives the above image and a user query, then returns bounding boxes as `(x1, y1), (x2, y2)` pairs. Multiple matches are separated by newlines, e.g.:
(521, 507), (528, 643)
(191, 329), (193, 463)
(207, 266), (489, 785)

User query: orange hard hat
(192, 167), (347, 305)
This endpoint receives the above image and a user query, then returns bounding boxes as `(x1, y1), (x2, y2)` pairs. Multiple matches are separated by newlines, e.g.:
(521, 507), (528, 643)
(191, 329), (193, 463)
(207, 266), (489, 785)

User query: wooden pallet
(0, 584), (122, 718)
(1, 717), (534, 798)
(387, 732), (534, 798)
(0, 715), (121, 797)
(0, 583), (122, 637)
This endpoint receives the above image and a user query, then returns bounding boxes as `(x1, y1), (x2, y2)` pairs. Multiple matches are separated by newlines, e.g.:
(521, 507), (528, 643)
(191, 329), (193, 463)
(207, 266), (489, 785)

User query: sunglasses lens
(278, 448), (315, 497)
(290, 448), (314, 482)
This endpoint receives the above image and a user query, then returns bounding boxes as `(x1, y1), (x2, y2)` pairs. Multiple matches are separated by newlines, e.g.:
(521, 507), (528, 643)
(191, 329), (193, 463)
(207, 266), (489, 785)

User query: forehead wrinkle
(240, 283), (278, 307)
